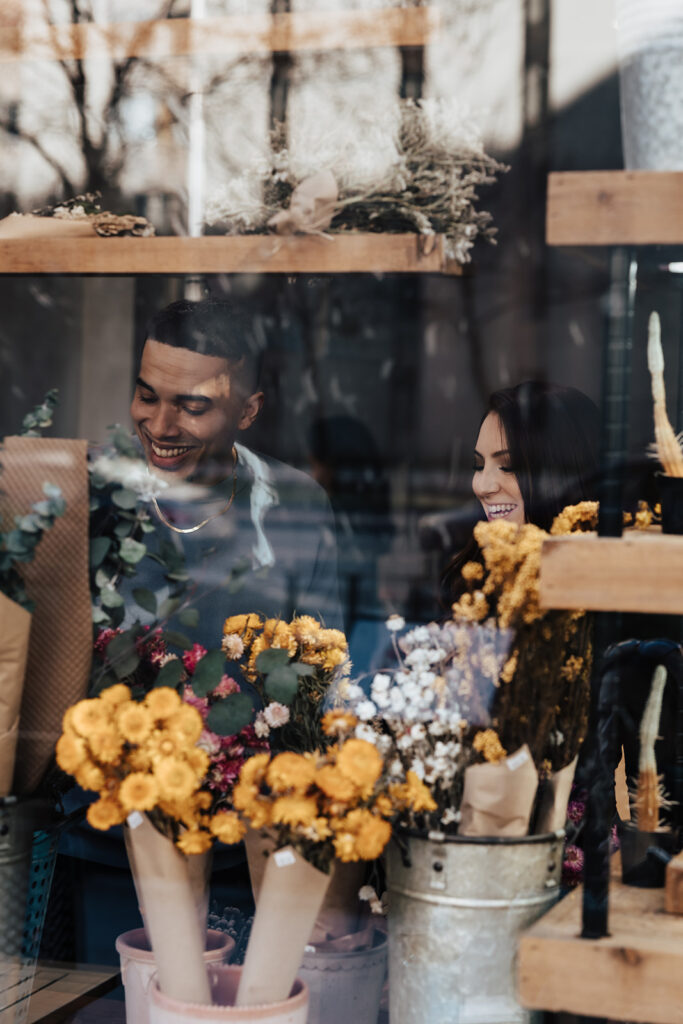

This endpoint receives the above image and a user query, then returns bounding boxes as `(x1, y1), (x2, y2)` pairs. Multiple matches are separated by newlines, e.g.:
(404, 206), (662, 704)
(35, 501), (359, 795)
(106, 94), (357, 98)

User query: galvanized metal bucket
(386, 831), (564, 1024)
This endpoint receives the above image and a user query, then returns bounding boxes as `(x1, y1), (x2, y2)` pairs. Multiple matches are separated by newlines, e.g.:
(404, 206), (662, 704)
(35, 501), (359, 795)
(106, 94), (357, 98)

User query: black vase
(656, 473), (683, 534)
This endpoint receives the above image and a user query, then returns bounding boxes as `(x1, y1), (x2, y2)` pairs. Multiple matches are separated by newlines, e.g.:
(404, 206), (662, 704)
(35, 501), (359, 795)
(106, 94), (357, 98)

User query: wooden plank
(539, 531), (683, 614)
(0, 234), (462, 276)
(26, 964), (120, 1023)
(0, 8), (441, 62)
(518, 875), (683, 1024)
(666, 850), (683, 915)
(546, 171), (683, 246)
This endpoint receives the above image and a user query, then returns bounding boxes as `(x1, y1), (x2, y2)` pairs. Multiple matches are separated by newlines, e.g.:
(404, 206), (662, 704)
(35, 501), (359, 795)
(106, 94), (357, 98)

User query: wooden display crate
(539, 530), (683, 615)
(0, 7), (441, 62)
(546, 171), (683, 246)
(0, 233), (463, 276)
(518, 870), (683, 1024)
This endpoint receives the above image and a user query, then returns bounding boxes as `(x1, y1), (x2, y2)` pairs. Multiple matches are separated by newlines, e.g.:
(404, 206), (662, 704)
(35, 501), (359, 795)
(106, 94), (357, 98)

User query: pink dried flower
(566, 800), (585, 826)
(182, 685), (209, 717)
(263, 702), (290, 729)
(212, 675), (240, 698)
(94, 627), (121, 656)
(562, 844), (584, 888)
(182, 643), (208, 674)
(198, 729), (221, 756)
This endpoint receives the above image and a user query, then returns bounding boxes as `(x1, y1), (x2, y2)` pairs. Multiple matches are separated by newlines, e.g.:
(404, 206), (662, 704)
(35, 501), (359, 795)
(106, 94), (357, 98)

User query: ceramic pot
(149, 965), (308, 1024)
(116, 928), (234, 1024)
(298, 932), (387, 1024)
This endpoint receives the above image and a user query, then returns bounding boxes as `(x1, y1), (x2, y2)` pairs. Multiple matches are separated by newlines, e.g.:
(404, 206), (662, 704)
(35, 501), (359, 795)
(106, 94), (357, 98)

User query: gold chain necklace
(151, 446), (237, 535)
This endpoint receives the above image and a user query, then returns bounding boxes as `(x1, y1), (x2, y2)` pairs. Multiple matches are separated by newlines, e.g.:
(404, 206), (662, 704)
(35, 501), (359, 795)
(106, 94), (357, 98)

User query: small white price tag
(506, 748), (529, 771)
(274, 849), (296, 867)
(127, 811), (144, 829)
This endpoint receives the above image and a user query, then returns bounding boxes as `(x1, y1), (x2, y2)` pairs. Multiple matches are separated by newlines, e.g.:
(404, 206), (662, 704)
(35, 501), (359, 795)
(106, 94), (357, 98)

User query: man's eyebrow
(135, 377), (212, 404)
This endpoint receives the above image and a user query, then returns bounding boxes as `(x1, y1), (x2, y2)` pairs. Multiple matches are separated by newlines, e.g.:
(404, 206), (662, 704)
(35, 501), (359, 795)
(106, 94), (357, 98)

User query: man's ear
(238, 391), (264, 430)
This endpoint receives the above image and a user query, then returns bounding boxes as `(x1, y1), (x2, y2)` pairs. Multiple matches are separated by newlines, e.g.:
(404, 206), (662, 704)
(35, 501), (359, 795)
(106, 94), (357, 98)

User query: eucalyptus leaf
(159, 597), (181, 620)
(95, 568), (111, 589)
(133, 587), (157, 615)
(291, 662), (317, 678)
(255, 648), (291, 673)
(178, 607), (199, 629)
(112, 488), (138, 510)
(264, 666), (299, 705)
(120, 537), (147, 564)
(100, 586), (124, 609)
(161, 630), (192, 651)
(191, 649), (226, 697)
(104, 633), (140, 679)
(90, 537), (111, 568)
(155, 659), (184, 688)
(207, 694), (253, 736)
(114, 522), (131, 539)
(92, 605), (110, 625)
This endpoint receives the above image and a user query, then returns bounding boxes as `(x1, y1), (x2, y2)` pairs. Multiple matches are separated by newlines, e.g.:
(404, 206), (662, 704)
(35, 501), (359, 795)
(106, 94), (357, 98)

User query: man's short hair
(145, 298), (262, 393)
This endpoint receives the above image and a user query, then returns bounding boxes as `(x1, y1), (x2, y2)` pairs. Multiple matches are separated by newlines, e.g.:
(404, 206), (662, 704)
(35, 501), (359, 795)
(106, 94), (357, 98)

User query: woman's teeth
(487, 504), (516, 519)
(151, 443), (192, 459)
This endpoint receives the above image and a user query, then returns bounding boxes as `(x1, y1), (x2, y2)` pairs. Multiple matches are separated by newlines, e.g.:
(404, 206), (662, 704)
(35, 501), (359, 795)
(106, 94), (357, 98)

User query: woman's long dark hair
(441, 381), (600, 603)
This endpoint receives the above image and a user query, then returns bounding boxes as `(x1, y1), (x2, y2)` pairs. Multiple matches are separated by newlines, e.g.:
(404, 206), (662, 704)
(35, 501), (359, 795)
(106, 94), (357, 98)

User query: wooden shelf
(0, 8), (441, 62)
(0, 233), (463, 276)
(539, 530), (683, 615)
(518, 871), (683, 1024)
(546, 171), (683, 246)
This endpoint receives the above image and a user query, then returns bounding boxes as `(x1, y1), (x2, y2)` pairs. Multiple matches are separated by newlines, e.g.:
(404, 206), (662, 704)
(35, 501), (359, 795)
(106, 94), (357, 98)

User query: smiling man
(128, 297), (343, 641)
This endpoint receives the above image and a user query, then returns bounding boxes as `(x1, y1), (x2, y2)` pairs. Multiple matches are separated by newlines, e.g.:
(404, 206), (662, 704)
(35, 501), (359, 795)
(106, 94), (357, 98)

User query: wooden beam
(518, 875), (683, 1024)
(0, 8), (441, 62)
(539, 531), (683, 615)
(546, 171), (683, 246)
(0, 234), (463, 275)
(666, 851), (683, 915)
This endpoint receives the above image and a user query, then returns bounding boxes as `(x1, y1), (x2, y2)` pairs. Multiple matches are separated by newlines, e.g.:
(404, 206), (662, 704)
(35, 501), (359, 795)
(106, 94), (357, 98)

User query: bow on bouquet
(340, 503), (596, 840)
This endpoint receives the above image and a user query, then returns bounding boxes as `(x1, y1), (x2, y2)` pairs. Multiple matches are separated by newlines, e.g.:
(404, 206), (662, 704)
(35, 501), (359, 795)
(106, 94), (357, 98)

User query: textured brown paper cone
(459, 744), (538, 837)
(245, 828), (362, 941)
(1, 437), (91, 794)
(125, 814), (211, 1005)
(534, 756), (578, 834)
(236, 845), (331, 1007)
(0, 593), (31, 796)
(268, 170), (338, 234)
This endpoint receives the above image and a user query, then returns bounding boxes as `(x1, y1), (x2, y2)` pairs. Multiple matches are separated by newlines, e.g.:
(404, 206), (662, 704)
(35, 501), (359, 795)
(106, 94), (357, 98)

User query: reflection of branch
(0, 118), (75, 195)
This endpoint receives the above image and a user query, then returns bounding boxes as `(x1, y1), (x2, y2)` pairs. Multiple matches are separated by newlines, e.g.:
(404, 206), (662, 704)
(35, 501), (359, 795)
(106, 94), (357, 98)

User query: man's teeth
(151, 443), (192, 458)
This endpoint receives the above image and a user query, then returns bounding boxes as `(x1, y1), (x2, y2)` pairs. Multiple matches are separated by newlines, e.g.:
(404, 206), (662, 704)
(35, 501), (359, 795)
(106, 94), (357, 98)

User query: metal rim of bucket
(396, 828), (565, 847)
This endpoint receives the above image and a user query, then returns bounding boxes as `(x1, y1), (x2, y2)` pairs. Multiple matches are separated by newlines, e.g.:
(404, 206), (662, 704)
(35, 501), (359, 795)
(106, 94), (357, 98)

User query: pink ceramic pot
(149, 964), (308, 1024)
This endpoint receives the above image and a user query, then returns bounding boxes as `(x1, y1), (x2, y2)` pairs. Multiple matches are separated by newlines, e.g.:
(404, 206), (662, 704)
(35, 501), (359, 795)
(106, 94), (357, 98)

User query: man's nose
(147, 403), (181, 438)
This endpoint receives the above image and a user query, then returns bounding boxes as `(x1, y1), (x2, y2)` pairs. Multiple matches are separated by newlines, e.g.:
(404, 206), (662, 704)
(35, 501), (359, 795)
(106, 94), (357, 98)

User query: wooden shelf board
(518, 874), (683, 1024)
(539, 530), (683, 615)
(0, 233), (463, 276)
(546, 171), (683, 246)
(0, 8), (441, 62)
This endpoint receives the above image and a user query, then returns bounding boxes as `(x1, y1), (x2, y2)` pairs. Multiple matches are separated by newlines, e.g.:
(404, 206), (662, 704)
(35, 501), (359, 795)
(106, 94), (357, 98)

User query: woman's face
(472, 412), (525, 524)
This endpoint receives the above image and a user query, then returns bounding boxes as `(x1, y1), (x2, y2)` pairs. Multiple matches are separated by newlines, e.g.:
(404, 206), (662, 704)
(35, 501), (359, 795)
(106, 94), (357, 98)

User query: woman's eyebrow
(492, 449), (510, 458)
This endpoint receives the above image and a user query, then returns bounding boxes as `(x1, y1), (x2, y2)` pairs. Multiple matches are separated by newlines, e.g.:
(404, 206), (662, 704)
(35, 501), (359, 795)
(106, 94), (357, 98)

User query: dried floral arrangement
(338, 503), (596, 836)
(32, 192), (155, 237)
(205, 99), (507, 263)
(647, 310), (683, 477)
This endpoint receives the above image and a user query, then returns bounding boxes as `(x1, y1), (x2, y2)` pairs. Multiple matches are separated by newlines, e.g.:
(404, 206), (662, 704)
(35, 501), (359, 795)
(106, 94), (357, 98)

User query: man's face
(131, 340), (262, 484)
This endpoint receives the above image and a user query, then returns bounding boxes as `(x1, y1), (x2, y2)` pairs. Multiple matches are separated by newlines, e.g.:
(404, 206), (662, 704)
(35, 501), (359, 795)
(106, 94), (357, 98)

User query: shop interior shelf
(539, 529), (683, 615)
(546, 171), (683, 246)
(0, 7), (441, 61)
(0, 233), (463, 276)
(518, 864), (683, 1024)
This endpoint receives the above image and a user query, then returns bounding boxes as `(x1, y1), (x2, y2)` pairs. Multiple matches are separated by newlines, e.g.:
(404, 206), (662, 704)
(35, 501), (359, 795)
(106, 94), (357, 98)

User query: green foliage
(191, 650), (227, 697)
(207, 694), (254, 736)
(20, 389), (59, 438)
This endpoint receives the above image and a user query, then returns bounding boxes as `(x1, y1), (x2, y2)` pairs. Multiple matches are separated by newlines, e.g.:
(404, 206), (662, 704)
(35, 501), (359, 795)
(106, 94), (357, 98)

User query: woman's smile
(472, 412), (525, 526)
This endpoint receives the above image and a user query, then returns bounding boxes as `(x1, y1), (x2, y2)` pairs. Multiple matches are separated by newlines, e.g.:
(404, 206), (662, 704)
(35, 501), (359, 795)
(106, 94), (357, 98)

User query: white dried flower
(386, 614), (406, 633)
(253, 712), (270, 739)
(356, 700), (377, 722)
(355, 722), (379, 745)
(441, 808), (460, 826)
(263, 702), (290, 729)
(91, 454), (168, 500)
(221, 634), (245, 660)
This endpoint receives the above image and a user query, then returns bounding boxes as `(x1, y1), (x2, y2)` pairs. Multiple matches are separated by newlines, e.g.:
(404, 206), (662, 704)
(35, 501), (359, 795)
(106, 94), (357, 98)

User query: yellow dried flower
(119, 772), (159, 812)
(240, 753), (270, 788)
(315, 765), (358, 802)
(154, 757), (198, 801)
(145, 687), (182, 720)
(92, 731), (125, 764)
(166, 705), (203, 746)
(322, 709), (358, 738)
(271, 795), (318, 827)
(177, 829), (212, 855)
(222, 613), (263, 644)
(186, 747), (210, 779)
(70, 699), (113, 738)
(56, 733), (88, 774)
(87, 796), (126, 830)
(461, 561), (484, 582)
(99, 684), (132, 706)
(290, 615), (322, 646)
(263, 619), (297, 656)
(472, 729), (507, 763)
(266, 752), (316, 794)
(336, 739), (382, 798)
(116, 703), (153, 745)
(74, 761), (105, 792)
(210, 811), (246, 845)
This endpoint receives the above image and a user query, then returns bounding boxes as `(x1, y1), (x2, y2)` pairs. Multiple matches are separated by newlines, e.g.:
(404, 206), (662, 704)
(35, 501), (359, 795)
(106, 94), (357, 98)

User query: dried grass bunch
(205, 99), (507, 263)
(647, 311), (683, 477)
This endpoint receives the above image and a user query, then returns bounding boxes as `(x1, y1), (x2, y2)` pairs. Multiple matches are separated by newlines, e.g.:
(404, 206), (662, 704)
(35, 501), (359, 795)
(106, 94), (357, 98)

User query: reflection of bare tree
(1, 0), (191, 206)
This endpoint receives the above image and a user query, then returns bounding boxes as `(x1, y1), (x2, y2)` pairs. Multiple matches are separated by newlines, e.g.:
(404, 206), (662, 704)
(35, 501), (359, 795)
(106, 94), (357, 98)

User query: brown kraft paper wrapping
(534, 755), (578, 834)
(236, 845), (331, 1007)
(245, 828), (363, 941)
(0, 592), (31, 797)
(125, 813), (211, 1005)
(459, 744), (539, 837)
(1, 437), (91, 795)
